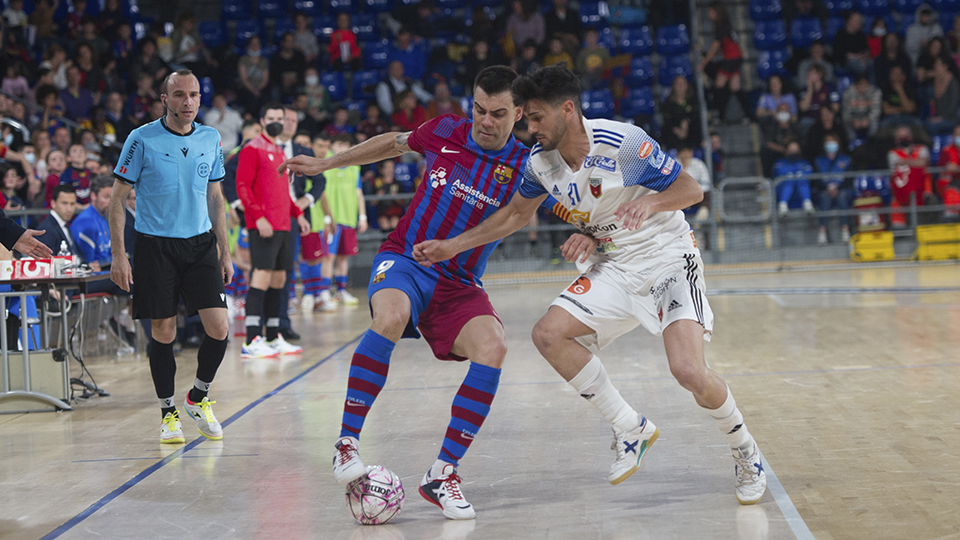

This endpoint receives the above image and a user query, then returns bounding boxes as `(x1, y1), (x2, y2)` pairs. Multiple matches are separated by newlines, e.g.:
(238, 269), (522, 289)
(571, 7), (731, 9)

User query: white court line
(760, 451), (816, 540)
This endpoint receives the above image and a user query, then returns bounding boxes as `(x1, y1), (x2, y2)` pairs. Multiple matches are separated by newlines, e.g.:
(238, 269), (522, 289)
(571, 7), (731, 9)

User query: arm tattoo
(394, 132), (411, 152)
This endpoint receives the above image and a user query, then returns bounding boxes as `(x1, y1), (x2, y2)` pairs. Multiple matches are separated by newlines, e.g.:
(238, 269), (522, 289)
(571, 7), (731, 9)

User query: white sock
(705, 386), (753, 452)
(569, 356), (639, 434)
(429, 459), (455, 479)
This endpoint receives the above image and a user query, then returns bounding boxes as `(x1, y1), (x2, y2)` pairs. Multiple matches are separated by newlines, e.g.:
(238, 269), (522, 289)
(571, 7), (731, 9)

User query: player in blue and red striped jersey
(279, 66), (528, 521)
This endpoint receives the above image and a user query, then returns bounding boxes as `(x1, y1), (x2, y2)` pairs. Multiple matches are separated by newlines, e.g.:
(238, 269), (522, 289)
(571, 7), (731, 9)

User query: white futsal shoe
(266, 334), (302, 355)
(333, 436), (367, 485)
(316, 290), (338, 312)
(300, 293), (315, 312)
(241, 336), (280, 359)
(336, 289), (360, 305)
(609, 415), (659, 485)
(160, 411), (185, 444)
(183, 396), (223, 440)
(419, 463), (475, 520)
(733, 442), (767, 505)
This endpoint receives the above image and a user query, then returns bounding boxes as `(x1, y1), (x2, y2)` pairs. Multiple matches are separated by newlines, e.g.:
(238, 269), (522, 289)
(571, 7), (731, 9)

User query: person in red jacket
(236, 102), (310, 358)
(328, 12), (361, 71)
(887, 126), (932, 228)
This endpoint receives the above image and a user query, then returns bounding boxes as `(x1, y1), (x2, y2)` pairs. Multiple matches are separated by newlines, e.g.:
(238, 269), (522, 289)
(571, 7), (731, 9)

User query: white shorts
(551, 240), (714, 353)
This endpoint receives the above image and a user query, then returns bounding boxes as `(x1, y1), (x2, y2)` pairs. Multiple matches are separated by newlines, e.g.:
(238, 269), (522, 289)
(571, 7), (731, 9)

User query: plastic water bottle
(58, 241), (70, 257)
(55, 241), (71, 276)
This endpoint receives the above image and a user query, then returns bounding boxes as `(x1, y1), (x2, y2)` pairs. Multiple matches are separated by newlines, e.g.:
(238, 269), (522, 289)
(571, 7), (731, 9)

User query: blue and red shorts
(367, 251), (500, 361)
(329, 225), (359, 256)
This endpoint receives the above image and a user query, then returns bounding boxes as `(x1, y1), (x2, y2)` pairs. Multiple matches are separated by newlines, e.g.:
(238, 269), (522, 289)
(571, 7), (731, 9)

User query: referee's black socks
(148, 338), (177, 418)
(188, 334), (228, 403)
(245, 288), (266, 344)
(264, 287), (283, 341)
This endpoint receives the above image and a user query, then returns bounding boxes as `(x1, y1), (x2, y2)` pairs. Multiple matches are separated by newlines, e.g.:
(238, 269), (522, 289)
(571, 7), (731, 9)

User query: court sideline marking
(39, 332), (365, 540)
(761, 452), (816, 540)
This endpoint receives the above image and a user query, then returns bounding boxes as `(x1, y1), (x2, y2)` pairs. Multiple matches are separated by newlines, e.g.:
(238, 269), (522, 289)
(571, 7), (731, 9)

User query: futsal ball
(345, 465), (405, 525)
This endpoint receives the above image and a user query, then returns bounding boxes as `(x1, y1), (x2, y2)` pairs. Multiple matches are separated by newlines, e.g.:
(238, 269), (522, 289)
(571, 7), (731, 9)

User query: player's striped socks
(319, 277), (332, 295)
(305, 262), (323, 297)
(706, 386), (753, 453)
(335, 275), (348, 291)
(439, 362), (501, 467)
(340, 330), (395, 439)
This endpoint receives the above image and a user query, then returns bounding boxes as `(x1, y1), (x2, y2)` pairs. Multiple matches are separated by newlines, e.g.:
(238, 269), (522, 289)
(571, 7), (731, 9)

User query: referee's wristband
(323, 215), (333, 225)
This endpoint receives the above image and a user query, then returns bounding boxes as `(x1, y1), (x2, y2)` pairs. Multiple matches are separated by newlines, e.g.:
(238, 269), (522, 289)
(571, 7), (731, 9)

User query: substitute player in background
(415, 64), (767, 505)
(109, 69), (232, 444)
(279, 66), (527, 520)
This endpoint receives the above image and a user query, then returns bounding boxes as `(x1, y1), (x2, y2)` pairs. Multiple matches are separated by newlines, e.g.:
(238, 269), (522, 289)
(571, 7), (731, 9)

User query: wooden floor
(2, 264), (960, 540)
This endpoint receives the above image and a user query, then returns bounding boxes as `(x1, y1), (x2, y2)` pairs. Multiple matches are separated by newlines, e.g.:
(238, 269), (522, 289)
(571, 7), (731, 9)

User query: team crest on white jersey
(430, 167), (448, 188)
(589, 177), (602, 198)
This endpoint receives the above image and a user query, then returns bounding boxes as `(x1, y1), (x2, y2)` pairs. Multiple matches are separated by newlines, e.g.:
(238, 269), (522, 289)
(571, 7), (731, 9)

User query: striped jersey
(518, 116), (692, 273)
(381, 115), (528, 286)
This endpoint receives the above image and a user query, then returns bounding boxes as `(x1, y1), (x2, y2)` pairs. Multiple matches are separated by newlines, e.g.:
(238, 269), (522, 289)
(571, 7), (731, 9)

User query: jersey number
(567, 183), (581, 206)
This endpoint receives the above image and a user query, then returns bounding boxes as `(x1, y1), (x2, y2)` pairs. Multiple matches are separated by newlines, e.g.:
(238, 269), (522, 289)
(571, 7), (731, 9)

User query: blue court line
(709, 286), (960, 296)
(71, 454), (260, 463)
(40, 333), (364, 540)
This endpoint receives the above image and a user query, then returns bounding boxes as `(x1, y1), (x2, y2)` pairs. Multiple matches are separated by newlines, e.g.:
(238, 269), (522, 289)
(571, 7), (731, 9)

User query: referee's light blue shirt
(113, 117), (226, 239)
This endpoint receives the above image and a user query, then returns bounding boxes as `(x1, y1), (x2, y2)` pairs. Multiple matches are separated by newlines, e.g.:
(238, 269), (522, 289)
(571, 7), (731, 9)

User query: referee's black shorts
(248, 229), (294, 271)
(132, 230), (227, 320)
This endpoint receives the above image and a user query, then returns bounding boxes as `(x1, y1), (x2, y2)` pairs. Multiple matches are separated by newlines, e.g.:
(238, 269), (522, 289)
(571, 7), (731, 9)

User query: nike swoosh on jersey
(440, 146), (459, 154)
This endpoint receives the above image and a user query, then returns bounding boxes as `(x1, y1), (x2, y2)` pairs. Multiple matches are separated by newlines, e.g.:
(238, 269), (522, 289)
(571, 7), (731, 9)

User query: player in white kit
(414, 65), (766, 504)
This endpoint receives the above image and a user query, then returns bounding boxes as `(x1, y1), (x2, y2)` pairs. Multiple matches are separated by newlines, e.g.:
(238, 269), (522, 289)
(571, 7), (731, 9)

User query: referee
(108, 69), (233, 445)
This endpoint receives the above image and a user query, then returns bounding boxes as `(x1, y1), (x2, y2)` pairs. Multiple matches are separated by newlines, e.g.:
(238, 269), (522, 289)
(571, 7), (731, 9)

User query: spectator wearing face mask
(774, 140), (815, 215)
(761, 103), (803, 177)
(814, 133), (853, 243)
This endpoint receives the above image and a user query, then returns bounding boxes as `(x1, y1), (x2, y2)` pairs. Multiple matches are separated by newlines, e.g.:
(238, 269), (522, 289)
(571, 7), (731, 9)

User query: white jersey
(519, 117), (693, 274)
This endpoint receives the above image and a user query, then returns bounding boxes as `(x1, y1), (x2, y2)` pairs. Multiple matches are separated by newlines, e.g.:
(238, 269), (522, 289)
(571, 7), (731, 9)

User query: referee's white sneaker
(267, 334), (302, 355)
(336, 289), (360, 305)
(241, 336), (280, 359)
(183, 397), (223, 440)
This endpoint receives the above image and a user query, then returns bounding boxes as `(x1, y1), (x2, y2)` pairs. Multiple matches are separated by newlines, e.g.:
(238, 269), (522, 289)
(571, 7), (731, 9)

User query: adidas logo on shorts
(668, 300), (682, 312)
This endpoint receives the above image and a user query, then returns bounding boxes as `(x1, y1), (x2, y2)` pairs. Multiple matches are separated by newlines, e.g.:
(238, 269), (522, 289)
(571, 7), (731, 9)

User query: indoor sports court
(3, 263), (958, 540)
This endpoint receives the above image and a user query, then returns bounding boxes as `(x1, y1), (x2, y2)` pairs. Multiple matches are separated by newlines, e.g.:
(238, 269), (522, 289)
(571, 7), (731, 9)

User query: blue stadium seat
(199, 77), (214, 108)
(364, 0), (395, 12)
(620, 87), (656, 118)
(580, 2), (607, 28)
(321, 72), (347, 101)
(836, 75), (852, 95)
(753, 19), (787, 50)
(221, 0), (251, 20)
(273, 18), (295, 43)
(656, 24), (690, 55)
(941, 10), (960, 31)
(352, 69), (382, 101)
(618, 26), (653, 55)
(342, 100), (366, 115)
(658, 54), (692, 83)
(790, 16), (823, 48)
(436, 0), (466, 8)
(234, 20), (264, 51)
(757, 48), (790, 79)
(624, 56), (655, 87)
(394, 162), (417, 192)
(133, 19), (152, 41)
(826, 15), (844, 40)
(931, 0), (960, 13)
(258, 0), (287, 19)
(329, 0), (359, 13)
(750, 0), (782, 21)
(363, 40), (390, 69)
(581, 89), (615, 119)
(826, 0), (854, 14)
(597, 26), (617, 50)
(198, 21), (226, 49)
(313, 15), (336, 41)
(292, 0), (324, 16)
(858, 0), (891, 14)
(900, 13), (915, 34)
(932, 134), (953, 163)
(460, 96), (474, 115)
(893, 0), (922, 13)
(121, 0), (140, 20)
(352, 13), (379, 42)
